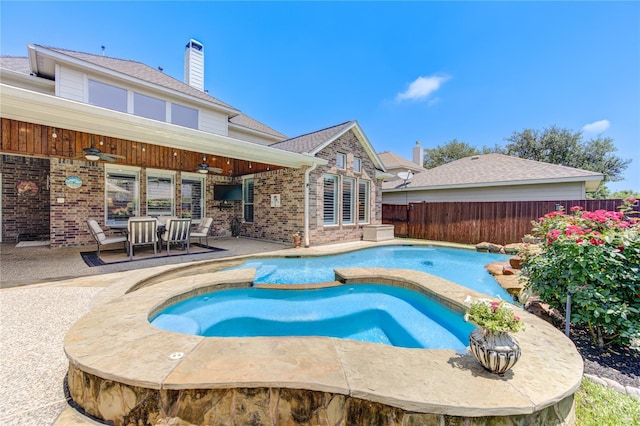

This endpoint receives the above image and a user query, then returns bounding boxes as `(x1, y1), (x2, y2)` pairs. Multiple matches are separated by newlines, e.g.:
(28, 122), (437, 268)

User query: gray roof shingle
(229, 113), (288, 139)
(0, 56), (31, 74)
(378, 151), (426, 172)
(382, 153), (603, 190)
(271, 121), (354, 154)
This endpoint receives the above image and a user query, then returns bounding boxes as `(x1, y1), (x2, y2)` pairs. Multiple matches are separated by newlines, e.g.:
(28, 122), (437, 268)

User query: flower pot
(469, 328), (521, 374)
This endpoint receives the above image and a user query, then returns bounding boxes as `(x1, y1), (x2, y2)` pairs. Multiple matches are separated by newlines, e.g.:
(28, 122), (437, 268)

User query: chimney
(413, 141), (424, 167)
(184, 39), (204, 91)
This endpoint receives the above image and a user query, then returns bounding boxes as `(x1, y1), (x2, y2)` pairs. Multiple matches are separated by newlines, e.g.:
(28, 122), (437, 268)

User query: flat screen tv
(213, 184), (242, 201)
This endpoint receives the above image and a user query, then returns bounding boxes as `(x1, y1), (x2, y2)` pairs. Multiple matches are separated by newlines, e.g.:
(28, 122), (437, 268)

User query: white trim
(0, 84), (327, 169)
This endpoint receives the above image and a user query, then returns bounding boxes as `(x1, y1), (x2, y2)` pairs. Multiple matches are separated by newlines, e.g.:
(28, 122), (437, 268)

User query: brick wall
(0, 155), (51, 242)
(308, 130), (381, 245)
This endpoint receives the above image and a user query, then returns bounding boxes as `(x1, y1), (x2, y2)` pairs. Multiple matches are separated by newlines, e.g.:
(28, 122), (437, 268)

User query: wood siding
(0, 118), (278, 176)
(383, 199), (636, 245)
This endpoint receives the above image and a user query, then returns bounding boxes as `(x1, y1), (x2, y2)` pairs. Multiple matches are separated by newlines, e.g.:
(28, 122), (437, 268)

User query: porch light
(52, 128), (57, 138)
(197, 167), (208, 174)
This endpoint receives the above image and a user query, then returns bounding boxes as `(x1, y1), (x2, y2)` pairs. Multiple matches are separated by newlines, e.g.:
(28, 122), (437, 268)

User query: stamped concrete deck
(63, 253), (583, 424)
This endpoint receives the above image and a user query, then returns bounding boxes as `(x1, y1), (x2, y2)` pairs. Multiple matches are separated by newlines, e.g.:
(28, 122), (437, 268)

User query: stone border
(64, 267), (583, 424)
(583, 374), (640, 399)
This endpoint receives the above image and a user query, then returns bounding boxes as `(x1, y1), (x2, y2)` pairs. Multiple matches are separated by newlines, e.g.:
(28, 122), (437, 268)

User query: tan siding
(382, 182), (586, 204)
(57, 65), (85, 101)
(199, 109), (228, 135)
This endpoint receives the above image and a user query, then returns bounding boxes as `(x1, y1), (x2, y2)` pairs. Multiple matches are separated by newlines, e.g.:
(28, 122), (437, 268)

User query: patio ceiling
(0, 84), (327, 170)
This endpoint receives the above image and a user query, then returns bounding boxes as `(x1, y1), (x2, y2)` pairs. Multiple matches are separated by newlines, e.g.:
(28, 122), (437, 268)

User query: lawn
(575, 378), (640, 426)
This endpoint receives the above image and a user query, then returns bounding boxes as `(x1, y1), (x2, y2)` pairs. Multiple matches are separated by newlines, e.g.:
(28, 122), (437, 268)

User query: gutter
(303, 161), (319, 248)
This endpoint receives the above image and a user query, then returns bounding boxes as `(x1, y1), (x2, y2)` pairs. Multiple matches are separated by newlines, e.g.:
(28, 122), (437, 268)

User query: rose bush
(521, 199), (640, 349)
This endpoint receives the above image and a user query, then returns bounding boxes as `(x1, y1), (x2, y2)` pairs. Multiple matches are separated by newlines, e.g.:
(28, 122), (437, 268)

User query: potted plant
(464, 297), (525, 374)
(292, 231), (302, 248)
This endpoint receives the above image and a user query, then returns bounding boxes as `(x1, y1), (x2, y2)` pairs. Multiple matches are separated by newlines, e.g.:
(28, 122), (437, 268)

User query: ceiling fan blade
(99, 154), (117, 162)
(103, 153), (126, 159)
(207, 167), (223, 174)
(71, 155), (86, 159)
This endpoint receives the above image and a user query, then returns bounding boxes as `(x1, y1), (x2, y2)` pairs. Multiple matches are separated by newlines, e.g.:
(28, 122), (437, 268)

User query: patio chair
(156, 215), (178, 226)
(161, 218), (192, 255)
(127, 217), (158, 260)
(86, 219), (127, 257)
(191, 217), (213, 247)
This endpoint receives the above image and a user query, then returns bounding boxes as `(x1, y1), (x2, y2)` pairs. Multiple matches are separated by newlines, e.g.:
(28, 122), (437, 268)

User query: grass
(575, 378), (640, 426)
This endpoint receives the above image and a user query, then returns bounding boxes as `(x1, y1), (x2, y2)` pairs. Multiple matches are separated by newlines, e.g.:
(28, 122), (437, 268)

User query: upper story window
(89, 79), (127, 113)
(134, 92), (166, 121)
(354, 157), (362, 173)
(336, 152), (346, 170)
(171, 103), (198, 129)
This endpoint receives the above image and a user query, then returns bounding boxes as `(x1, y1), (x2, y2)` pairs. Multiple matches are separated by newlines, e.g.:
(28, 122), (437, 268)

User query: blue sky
(2, 1), (639, 192)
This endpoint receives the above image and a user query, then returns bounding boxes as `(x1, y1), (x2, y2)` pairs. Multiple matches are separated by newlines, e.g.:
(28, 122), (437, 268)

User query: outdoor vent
(471, 156), (480, 160)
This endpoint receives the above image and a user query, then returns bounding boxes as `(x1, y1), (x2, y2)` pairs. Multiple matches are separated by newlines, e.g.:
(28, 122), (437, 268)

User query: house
(381, 152), (604, 204)
(0, 41), (386, 247)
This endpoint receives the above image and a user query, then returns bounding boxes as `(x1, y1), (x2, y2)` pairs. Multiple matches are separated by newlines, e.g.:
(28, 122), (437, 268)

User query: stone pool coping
(64, 266), (583, 418)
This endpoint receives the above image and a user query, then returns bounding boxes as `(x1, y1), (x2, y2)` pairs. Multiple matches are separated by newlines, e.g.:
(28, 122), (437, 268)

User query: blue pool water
(151, 284), (475, 351)
(229, 245), (511, 299)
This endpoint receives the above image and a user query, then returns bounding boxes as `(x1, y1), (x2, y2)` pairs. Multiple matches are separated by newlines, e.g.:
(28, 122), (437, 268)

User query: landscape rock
(475, 242), (505, 253)
(504, 243), (523, 255)
(509, 256), (523, 269)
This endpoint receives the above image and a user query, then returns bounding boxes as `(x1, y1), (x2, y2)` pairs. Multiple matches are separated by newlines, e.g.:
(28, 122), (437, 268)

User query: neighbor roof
(378, 151), (426, 173)
(382, 153), (604, 191)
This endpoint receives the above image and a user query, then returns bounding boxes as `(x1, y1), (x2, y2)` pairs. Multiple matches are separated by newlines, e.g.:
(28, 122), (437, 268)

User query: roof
(378, 151), (426, 173)
(382, 153), (604, 191)
(229, 113), (288, 140)
(271, 121), (354, 154)
(0, 56), (31, 74)
(272, 121), (386, 171)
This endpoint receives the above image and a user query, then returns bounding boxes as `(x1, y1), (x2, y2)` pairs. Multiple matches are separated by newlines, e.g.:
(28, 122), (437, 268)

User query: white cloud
(582, 119), (610, 134)
(396, 75), (451, 102)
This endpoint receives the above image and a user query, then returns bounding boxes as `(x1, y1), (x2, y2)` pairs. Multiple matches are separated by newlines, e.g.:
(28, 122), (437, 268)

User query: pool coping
(64, 266), (583, 418)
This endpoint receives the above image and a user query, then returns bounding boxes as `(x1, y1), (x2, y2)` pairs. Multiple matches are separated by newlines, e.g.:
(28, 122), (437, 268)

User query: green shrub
(522, 199), (640, 349)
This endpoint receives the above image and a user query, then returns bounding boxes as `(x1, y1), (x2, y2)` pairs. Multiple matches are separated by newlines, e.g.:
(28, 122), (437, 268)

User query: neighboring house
(378, 141), (427, 177)
(382, 153), (604, 204)
(0, 41), (386, 247)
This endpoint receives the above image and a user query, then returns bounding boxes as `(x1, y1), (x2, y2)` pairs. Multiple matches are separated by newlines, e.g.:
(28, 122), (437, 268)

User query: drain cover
(169, 352), (184, 360)
(421, 261), (434, 267)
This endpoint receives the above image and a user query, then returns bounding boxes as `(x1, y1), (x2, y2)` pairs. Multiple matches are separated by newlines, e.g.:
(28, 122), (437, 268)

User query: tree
(423, 139), (490, 169)
(611, 189), (640, 199)
(503, 125), (631, 184)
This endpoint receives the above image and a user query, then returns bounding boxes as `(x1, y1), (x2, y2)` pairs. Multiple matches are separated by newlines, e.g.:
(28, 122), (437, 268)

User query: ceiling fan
(71, 136), (125, 162)
(196, 154), (223, 174)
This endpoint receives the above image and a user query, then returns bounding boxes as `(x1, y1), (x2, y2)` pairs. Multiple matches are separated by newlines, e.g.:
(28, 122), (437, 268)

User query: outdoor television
(213, 184), (242, 201)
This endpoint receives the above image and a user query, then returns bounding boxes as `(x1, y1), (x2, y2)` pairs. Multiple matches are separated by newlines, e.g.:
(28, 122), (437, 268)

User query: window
(105, 168), (139, 225)
(358, 180), (370, 224)
(342, 177), (355, 224)
(89, 80), (127, 113)
(134, 92), (166, 121)
(323, 174), (338, 225)
(336, 152), (346, 169)
(146, 172), (175, 217)
(181, 174), (205, 221)
(172, 103), (199, 129)
(354, 157), (362, 173)
(243, 178), (254, 223)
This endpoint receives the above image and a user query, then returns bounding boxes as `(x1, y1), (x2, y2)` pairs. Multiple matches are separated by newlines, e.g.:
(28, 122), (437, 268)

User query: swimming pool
(150, 284), (475, 351)
(229, 245), (511, 299)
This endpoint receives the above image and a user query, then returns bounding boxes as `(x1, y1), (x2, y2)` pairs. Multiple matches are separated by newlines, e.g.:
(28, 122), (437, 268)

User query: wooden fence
(382, 199), (637, 246)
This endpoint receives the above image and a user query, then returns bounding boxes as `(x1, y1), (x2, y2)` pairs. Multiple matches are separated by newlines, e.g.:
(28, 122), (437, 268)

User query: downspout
(303, 161), (319, 248)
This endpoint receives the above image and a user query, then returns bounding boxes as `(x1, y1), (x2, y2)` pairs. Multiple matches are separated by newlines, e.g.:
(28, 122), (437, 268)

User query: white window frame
(336, 152), (346, 170)
(105, 165), (140, 226)
(243, 177), (255, 223)
(353, 157), (362, 173)
(358, 179), (370, 224)
(180, 172), (205, 223)
(342, 177), (355, 225)
(323, 174), (339, 226)
(146, 170), (176, 218)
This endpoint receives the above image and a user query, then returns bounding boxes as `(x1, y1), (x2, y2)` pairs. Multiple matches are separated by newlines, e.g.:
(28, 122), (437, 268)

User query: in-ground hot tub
(64, 267), (583, 425)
